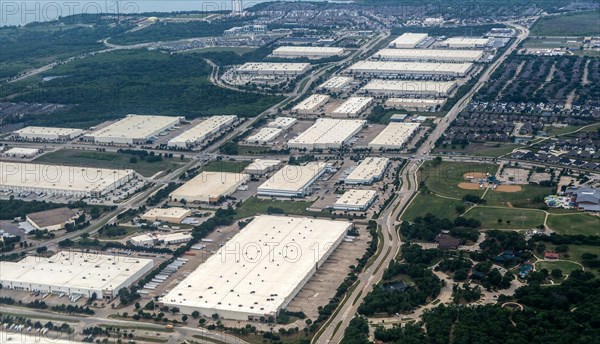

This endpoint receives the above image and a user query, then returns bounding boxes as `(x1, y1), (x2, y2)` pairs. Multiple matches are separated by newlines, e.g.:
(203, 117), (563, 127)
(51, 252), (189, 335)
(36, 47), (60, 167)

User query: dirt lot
(458, 182), (482, 190)
(463, 172), (488, 180)
(500, 168), (530, 184)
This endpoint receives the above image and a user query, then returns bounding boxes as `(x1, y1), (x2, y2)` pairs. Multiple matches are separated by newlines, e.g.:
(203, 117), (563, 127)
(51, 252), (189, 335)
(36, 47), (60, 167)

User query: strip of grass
(419, 161), (498, 199)
(483, 185), (554, 208)
(234, 197), (315, 219)
(536, 260), (582, 275)
(401, 192), (463, 222)
(202, 160), (250, 173)
(34, 149), (185, 177)
(546, 213), (600, 236)
(465, 207), (546, 230)
(530, 12), (600, 36)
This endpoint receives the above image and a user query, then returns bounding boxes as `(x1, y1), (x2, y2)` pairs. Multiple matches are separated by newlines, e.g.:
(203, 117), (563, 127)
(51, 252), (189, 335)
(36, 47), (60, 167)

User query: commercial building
(235, 63), (311, 75)
(287, 118), (365, 150)
(345, 157), (390, 185)
(331, 97), (373, 118)
(86, 115), (182, 145)
(271, 46), (345, 58)
(333, 189), (377, 211)
(161, 232), (193, 245)
(160, 215), (352, 320)
(169, 172), (249, 203)
(245, 127), (283, 144)
(566, 187), (600, 212)
(257, 162), (327, 197)
(368, 122), (421, 150)
(348, 61), (473, 77)
(0, 252), (154, 299)
(26, 207), (80, 232)
(292, 94), (330, 115)
(361, 80), (456, 97)
(318, 76), (353, 91)
(389, 33), (428, 48)
(267, 117), (297, 130)
(130, 233), (159, 247)
(390, 114), (408, 122)
(0, 162), (136, 198)
(12, 126), (84, 142)
(140, 207), (192, 224)
(2, 147), (40, 158)
(244, 159), (283, 176)
(373, 48), (484, 62)
(168, 115), (237, 149)
(441, 37), (490, 49)
(385, 98), (446, 111)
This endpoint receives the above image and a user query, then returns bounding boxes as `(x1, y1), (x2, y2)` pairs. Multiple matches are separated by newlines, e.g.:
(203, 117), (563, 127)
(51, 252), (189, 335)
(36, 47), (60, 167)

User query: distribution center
(0, 252), (154, 300)
(368, 122), (421, 150)
(287, 118), (366, 150)
(331, 97), (374, 117)
(243, 159), (283, 176)
(267, 117), (298, 130)
(257, 162), (327, 197)
(441, 37), (490, 49)
(345, 157), (390, 185)
(385, 98), (446, 111)
(235, 62), (311, 75)
(271, 46), (345, 58)
(12, 126), (84, 142)
(348, 61), (473, 77)
(140, 207), (192, 224)
(388, 33), (428, 48)
(160, 215), (352, 320)
(168, 115), (237, 149)
(169, 172), (249, 203)
(361, 79), (457, 97)
(292, 94), (331, 115)
(373, 48), (484, 62)
(333, 189), (377, 211)
(318, 76), (353, 91)
(0, 162), (136, 198)
(245, 127), (284, 144)
(86, 115), (182, 145)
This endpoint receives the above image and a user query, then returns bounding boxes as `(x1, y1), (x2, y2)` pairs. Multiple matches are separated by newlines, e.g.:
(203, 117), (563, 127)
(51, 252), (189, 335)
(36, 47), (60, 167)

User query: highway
(317, 20), (530, 344)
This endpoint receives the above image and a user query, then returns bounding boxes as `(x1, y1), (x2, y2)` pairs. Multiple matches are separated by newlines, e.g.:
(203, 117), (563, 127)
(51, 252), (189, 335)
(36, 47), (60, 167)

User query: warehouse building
(0, 162), (136, 198)
(245, 127), (284, 144)
(235, 63), (311, 75)
(441, 37), (490, 49)
(389, 33), (428, 48)
(0, 252), (153, 299)
(267, 117), (297, 130)
(331, 97), (374, 118)
(287, 118), (366, 150)
(140, 207), (192, 224)
(161, 232), (193, 245)
(361, 79), (456, 97)
(130, 233), (159, 247)
(373, 48), (484, 62)
(345, 157), (390, 185)
(318, 76), (353, 92)
(348, 61), (473, 77)
(271, 46), (345, 58)
(169, 172), (249, 203)
(385, 98), (446, 111)
(86, 115), (182, 145)
(2, 147), (40, 158)
(292, 94), (330, 115)
(244, 159), (282, 176)
(257, 162), (327, 198)
(12, 126), (84, 142)
(333, 189), (377, 212)
(368, 122), (421, 150)
(160, 215), (352, 320)
(168, 115), (237, 149)
(26, 207), (80, 232)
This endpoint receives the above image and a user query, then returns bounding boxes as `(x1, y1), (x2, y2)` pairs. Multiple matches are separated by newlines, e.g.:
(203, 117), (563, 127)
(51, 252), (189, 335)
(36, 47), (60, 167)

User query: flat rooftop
(258, 162), (327, 193)
(267, 117), (297, 129)
(160, 215), (351, 318)
(141, 207), (191, 220)
(318, 76), (353, 90)
(287, 118), (366, 147)
(236, 62), (311, 73)
(349, 61), (473, 75)
(334, 189), (377, 208)
(244, 159), (282, 173)
(169, 115), (237, 146)
(386, 98), (447, 106)
(169, 172), (249, 202)
(292, 94), (330, 112)
(4, 147), (39, 155)
(390, 33), (428, 47)
(0, 252), (153, 293)
(368, 122), (421, 148)
(345, 157), (390, 183)
(332, 97), (373, 115)
(246, 127), (283, 143)
(272, 46), (345, 56)
(443, 37), (490, 46)
(90, 115), (181, 141)
(14, 126), (83, 137)
(26, 207), (78, 228)
(362, 79), (456, 94)
(374, 48), (484, 61)
(0, 162), (135, 193)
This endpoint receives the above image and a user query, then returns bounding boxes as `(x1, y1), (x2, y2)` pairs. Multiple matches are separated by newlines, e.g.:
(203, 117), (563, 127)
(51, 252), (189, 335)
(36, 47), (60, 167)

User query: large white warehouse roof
(368, 122), (421, 150)
(442, 37), (490, 48)
(267, 117), (297, 130)
(272, 46), (345, 58)
(331, 97), (373, 117)
(373, 48), (484, 62)
(257, 162), (327, 197)
(169, 172), (249, 203)
(13, 126), (84, 141)
(361, 79), (456, 96)
(236, 62), (311, 75)
(168, 115), (237, 148)
(160, 215), (351, 320)
(89, 115), (181, 144)
(349, 61), (473, 77)
(333, 189), (377, 211)
(0, 252), (153, 298)
(318, 76), (353, 91)
(292, 94), (330, 114)
(345, 157), (390, 185)
(389, 33), (428, 48)
(287, 118), (365, 150)
(246, 127), (283, 144)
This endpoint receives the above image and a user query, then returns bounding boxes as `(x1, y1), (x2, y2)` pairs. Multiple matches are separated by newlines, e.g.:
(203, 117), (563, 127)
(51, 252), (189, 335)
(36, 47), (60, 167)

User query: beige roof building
(140, 207), (192, 224)
(389, 33), (429, 48)
(368, 122), (421, 150)
(26, 207), (80, 232)
(287, 118), (366, 150)
(333, 189), (377, 211)
(169, 172), (249, 203)
(244, 159), (282, 176)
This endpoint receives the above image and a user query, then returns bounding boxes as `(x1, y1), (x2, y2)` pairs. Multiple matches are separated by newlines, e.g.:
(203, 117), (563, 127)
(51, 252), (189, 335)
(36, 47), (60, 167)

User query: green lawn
(202, 160), (250, 173)
(464, 207), (546, 230)
(234, 197), (316, 219)
(530, 12), (600, 36)
(535, 260), (582, 275)
(401, 192), (463, 222)
(418, 161), (498, 199)
(483, 185), (554, 208)
(34, 149), (185, 177)
(435, 142), (520, 158)
(546, 213), (600, 236)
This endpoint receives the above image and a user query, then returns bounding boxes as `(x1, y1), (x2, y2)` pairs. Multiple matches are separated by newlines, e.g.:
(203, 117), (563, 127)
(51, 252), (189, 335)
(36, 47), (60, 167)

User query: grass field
(34, 149), (185, 177)
(401, 192), (463, 222)
(536, 260), (582, 275)
(530, 12), (600, 36)
(483, 185), (554, 208)
(435, 143), (520, 158)
(546, 213), (600, 236)
(418, 161), (498, 199)
(234, 197), (316, 219)
(464, 207), (546, 230)
(202, 160), (250, 173)
(185, 47), (257, 55)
